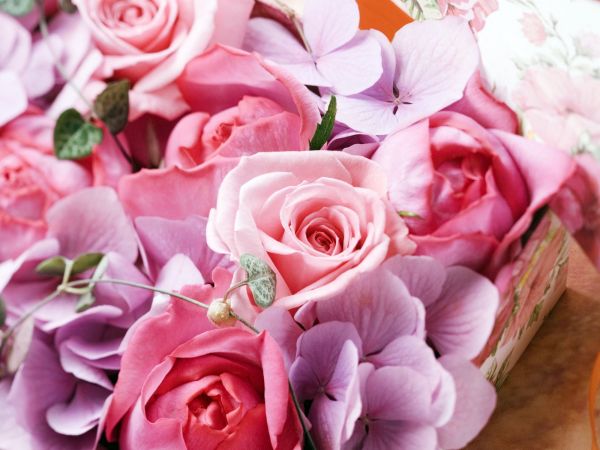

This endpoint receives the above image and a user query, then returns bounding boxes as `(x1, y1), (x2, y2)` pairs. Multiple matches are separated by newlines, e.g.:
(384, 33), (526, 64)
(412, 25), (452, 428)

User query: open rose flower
(104, 286), (302, 450)
(207, 151), (416, 318)
(0, 109), (91, 262)
(370, 77), (576, 277)
(166, 45), (320, 169)
(72, 0), (254, 120)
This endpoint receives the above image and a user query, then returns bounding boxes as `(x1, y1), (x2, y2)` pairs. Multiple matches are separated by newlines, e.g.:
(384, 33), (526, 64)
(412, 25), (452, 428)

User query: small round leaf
(240, 254), (277, 308)
(0, 0), (35, 16)
(54, 109), (104, 160)
(94, 80), (130, 134)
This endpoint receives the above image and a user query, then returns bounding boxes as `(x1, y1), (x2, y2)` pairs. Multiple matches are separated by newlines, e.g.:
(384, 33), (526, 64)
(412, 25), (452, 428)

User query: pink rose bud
(207, 299), (236, 327)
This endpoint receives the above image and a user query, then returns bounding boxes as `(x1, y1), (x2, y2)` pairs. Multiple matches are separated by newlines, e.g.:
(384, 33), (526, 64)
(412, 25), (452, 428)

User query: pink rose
(0, 109), (91, 261)
(104, 286), (302, 450)
(207, 151), (416, 318)
(371, 85), (575, 277)
(166, 45), (320, 169)
(72, 0), (254, 120)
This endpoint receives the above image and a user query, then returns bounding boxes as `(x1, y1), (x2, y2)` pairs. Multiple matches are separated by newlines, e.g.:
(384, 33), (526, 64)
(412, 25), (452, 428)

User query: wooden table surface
(468, 242), (600, 449)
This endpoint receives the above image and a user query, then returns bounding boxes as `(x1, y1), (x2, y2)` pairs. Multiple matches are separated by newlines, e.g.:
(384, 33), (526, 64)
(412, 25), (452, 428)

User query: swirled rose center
(101, 0), (159, 27)
(188, 387), (236, 431)
(432, 154), (489, 222)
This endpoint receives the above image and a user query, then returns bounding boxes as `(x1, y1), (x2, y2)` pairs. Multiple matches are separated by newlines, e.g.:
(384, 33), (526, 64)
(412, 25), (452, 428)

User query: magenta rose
(104, 287), (302, 450)
(72, 0), (254, 120)
(165, 45), (321, 169)
(370, 79), (576, 277)
(207, 151), (416, 319)
(0, 109), (91, 261)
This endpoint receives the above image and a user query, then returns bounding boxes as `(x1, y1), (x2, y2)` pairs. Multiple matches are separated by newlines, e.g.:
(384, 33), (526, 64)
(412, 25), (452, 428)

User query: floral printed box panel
(478, 211), (569, 386)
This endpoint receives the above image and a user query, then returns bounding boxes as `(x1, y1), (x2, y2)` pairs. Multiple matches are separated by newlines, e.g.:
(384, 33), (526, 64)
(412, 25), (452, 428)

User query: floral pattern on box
(478, 212), (569, 386)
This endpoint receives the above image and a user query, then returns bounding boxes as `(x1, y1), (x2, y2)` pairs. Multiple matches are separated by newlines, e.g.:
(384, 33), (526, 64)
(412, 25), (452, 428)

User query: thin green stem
(0, 290), (61, 352)
(223, 280), (248, 303)
(109, 132), (135, 167)
(36, 0), (96, 114)
(229, 311), (259, 334)
(289, 381), (317, 450)
(65, 278), (210, 310)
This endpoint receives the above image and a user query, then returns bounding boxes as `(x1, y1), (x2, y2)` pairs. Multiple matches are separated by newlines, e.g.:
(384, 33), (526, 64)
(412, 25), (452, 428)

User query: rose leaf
(0, 0), (34, 16)
(94, 80), (131, 134)
(240, 254), (277, 308)
(54, 109), (104, 160)
(309, 96), (337, 150)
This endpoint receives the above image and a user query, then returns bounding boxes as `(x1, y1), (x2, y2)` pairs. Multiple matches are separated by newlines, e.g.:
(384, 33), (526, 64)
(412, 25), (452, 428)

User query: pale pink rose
(0, 109), (91, 261)
(514, 67), (600, 152)
(207, 151), (416, 319)
(166, 45), (320, 168)
(370, 80), (575, 277)
(520, 12), (547, 45)
(72, 0), (254, 120)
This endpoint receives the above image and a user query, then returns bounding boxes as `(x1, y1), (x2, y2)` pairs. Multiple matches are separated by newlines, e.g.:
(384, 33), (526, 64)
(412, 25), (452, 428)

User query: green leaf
(36, 256), (68, 277)
(54, 109), (103, 160)
(72, 253), (104, 275)
(94, 80), (130, 134)
(0, 297), (6, 328)
(59, 0), (77, 13)
(0, 0), (35, 16)
(309, 96), (337, 150)
(239, 254), (277, 308)
(75, 256), (108, 313)
(397, 210), (423, 219)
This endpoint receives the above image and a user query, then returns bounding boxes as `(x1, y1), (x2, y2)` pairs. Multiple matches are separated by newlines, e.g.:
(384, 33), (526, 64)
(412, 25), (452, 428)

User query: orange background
(357, 0), (413, 39)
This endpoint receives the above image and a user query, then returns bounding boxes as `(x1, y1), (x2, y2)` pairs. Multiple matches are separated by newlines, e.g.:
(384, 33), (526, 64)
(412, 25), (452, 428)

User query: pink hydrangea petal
(335, 94), (398, 136)
(244, 18), (312, 66)
(316, 270), (425, 356)
(316, 32), (382, 95)
(46, 187), (138, 262)
(427, 266), (499, 359)
(392, 16), (479, 130)
(0, 70), (28, 126)
(46, 383), (108, 436)
(303, 0), (359, 56)
(437, 355), (496, 449)
(382, 255), (446, 307)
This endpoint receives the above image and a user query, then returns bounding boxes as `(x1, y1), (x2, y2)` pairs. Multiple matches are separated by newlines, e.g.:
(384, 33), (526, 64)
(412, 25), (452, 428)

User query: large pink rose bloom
(371, 78), (575, 277)
(166, 45), (320, 169)
(104, 287), (302, 450)
(207, 151), (416, 318)
(72, 0), (254, 120)
(0, 110), (91, 261)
